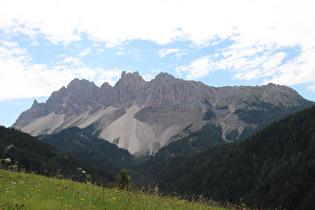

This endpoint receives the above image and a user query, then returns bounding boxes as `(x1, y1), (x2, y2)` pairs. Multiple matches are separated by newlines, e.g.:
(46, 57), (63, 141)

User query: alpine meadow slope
(12, 72), (314, 155)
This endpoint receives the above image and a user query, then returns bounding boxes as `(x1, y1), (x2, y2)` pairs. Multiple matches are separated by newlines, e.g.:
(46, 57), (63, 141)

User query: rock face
(12, 71), (314, 155)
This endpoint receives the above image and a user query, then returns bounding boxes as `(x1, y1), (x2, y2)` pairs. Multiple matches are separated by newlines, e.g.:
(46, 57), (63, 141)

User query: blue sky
(1, 0), (315, 127)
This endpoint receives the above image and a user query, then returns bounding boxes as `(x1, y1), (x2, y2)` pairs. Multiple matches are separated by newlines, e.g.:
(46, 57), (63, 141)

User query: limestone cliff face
(12, 72), (314, 154)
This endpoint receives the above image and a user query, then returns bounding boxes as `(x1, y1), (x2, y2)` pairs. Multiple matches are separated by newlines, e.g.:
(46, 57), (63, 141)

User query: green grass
(0, 170), (228, 209)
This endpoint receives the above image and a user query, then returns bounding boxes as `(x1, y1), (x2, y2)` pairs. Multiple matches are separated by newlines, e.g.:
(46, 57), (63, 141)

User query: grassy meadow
(0, 170), (230, 209)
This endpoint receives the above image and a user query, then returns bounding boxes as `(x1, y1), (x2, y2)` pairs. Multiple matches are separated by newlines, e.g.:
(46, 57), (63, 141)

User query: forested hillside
(129, 123), (226, 186)
(40, 126), (133, 175)
(162, 105), (315, 210)
(0, 126), (115, 184)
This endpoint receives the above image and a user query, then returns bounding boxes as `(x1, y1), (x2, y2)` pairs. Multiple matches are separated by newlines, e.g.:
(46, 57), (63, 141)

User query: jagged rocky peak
(260, 83), (306, 105)
(116, 71), (146, 87)
(113, 71), (147, 107)
(46, 86), (66, 105)
(155, 72), (175, 80)
(67, 78), (98, 92)
(101, 82), (111, 89)
(64, 78), (99, 104)
(32, 99), (38, 107)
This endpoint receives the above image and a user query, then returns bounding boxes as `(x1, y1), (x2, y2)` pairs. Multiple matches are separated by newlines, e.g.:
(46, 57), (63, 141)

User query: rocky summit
(12, 72), (314, 155)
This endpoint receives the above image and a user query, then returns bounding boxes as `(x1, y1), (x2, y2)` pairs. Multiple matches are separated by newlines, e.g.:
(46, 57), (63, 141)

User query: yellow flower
(38, 189), (40, 192)
(57, 197), (61, 200)
(112, 198), (116, 200)
(61, 197), (64, 199)
(132, 202), (135, 205)
(81, 198), (83, 201)
(65, 205), (68, 207)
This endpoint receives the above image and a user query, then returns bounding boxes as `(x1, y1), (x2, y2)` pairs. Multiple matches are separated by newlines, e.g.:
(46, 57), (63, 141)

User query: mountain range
(12, 72), (314, 155)
(3, 101), (315, 209)
(3, 72), (315, 209)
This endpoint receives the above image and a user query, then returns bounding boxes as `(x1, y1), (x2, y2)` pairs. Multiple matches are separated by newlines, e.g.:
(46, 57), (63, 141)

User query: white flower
(82, 170), (86, 174)
(4, 158), (11, 163)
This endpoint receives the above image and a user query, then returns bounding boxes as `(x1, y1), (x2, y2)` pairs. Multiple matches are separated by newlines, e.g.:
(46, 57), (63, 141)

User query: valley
(2, 72), (315, 209)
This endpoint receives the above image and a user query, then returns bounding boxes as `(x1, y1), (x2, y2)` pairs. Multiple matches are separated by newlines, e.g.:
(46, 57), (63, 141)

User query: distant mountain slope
(39, 126), (133, 175)
(0, 126), (114, 184)
(162, 105), (315, 210)
(12, 72), (314, 154)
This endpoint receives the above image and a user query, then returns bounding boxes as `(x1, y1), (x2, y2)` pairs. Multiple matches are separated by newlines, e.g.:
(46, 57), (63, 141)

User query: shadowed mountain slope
(0, 126), (115, 184)
(159, 105), (315, 210)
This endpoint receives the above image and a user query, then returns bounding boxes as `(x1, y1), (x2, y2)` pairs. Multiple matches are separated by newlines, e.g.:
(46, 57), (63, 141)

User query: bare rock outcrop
(12, 71), (314, 154)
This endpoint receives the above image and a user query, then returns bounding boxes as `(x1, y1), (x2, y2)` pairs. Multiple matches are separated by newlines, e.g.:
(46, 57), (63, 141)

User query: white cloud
(63, 57), (82, 66)
(159, 48), (179, 57)
(78, 49), (91, 57)
(142, 73), (156, 81)
(159, 48), (187, 59)
(0, 0), (314, 49)
(0, 44), (75, 99)
(0, 0), (240, 46)
(176, 56), (213, 80)
(0, 0), (315, 98)
(268, 48), (315, 86)
(94, 70), (121, 86)
(0, 42), (121, 100)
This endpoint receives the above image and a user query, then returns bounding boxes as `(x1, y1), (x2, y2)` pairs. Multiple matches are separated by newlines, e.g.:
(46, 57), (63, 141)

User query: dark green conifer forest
(0, 126), (114, 184)
(158, 105), (315, 209)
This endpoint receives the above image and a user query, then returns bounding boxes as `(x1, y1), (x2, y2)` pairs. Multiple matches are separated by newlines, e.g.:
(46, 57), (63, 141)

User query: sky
(0, 0), (315, 127)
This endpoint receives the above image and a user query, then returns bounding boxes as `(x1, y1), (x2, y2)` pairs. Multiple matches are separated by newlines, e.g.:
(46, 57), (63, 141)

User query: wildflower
(57, 197), (61, 200)
(4, 158), (11, 162)
(61, 197), (64, 199)
(132, 202), (135, 205)
(4, 145), (14, 153)
(38, 189), (40, 192)
(112, 198), (116, 200)
(164, 203), (166, 206)
(91, 206), (95, 208)
(81, 198), (84, 201)
(65, 205), (68, 207)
